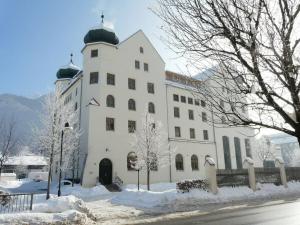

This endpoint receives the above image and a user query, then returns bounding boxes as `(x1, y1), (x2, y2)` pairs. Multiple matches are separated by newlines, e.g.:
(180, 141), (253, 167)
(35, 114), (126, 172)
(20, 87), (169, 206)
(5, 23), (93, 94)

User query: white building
(53, 19), (255, 187)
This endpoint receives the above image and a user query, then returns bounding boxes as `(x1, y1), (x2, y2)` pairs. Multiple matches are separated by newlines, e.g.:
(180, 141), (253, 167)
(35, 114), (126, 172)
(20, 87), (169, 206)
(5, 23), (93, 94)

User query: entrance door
(99, 158), (112, 185)
(222, 136), (232, 169)
(234, 137), (242, 169)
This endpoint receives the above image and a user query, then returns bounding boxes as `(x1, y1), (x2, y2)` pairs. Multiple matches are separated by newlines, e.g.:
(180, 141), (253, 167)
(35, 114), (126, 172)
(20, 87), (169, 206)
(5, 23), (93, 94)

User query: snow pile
(33, 195), (88, 213)
(61, 184), (110, 200)
(0, 210), (89, 225)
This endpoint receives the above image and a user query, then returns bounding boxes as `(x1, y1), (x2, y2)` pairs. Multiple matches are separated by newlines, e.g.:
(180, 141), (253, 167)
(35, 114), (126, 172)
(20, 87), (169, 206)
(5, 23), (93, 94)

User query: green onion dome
(84, 24), (119, 45)
(56, 62), (80, 79)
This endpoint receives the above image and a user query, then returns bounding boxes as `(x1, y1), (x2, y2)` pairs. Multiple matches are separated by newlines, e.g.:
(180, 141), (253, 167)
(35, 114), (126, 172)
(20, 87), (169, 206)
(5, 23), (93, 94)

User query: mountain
(0, 94), (45, 152)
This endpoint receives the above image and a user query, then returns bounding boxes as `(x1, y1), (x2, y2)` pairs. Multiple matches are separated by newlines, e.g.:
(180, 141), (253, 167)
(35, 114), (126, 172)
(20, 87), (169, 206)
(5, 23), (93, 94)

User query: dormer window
(140, 47), (144, 53)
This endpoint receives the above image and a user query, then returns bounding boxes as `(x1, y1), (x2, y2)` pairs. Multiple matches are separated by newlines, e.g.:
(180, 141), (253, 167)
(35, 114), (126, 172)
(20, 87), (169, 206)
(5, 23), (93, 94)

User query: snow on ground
(2, 180), (300, 224)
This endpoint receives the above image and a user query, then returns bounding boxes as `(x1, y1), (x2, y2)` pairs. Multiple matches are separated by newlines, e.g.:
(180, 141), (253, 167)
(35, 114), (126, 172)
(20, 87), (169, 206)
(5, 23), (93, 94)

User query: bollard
(275, 157), (288, 188)
(243, 157), (256, 191)
(204, 155), (218, 194)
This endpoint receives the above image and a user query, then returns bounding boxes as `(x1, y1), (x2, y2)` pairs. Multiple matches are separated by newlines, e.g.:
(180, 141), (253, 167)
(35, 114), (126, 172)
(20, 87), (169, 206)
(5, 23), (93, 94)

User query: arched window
(148, 102), (155, 114)
(150, 152), (158, 171)
(176, 154), (184, 170)
(106, 95), (115, 108)
(191, 155), (199, 170)
(127, 152), (137, 170)
(128, 99), (136, 111)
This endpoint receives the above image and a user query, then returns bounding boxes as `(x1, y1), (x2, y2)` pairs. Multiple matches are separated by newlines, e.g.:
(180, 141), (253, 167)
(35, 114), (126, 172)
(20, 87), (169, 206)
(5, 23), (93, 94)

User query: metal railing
(0, 193), (34, 214)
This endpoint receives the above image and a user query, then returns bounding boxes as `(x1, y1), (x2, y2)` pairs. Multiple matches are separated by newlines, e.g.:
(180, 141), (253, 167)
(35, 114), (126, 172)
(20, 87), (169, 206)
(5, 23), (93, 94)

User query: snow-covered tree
(0, 116), (18, 177)
(34, 87), (81, 198)
(130, 111), (174, 190)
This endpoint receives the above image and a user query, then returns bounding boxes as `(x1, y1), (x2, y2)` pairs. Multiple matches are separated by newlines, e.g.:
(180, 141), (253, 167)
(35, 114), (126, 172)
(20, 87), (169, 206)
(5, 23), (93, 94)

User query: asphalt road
(142, 197), (300, 225)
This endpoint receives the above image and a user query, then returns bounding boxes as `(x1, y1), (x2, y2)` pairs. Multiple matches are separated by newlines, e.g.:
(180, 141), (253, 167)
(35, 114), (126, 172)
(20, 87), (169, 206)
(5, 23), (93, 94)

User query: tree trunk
(147, 169), (150, 191)
(46, 142), (54, 200)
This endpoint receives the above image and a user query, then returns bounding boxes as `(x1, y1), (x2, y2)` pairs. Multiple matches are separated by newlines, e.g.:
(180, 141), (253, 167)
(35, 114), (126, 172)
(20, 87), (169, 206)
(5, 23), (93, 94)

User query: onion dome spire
(83, 12), (119, 45)
(56, 53), (80, 79)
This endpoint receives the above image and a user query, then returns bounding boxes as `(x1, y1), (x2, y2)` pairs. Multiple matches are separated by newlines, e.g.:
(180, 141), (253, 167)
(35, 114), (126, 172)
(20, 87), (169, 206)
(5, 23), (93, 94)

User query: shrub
(176, 179), (209, 193)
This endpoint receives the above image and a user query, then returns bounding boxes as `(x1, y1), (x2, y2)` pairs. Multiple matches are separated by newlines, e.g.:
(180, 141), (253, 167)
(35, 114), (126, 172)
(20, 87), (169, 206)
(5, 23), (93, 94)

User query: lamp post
(58, 122), (73, 197)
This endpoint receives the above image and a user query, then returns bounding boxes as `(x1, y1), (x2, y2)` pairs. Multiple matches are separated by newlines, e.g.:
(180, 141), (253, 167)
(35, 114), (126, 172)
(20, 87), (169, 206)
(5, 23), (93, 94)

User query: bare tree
(0, 117), (18, 177)
(154, 0), (300, 145)
(130, 111), (174, 190)
(254, 136), (276, 164)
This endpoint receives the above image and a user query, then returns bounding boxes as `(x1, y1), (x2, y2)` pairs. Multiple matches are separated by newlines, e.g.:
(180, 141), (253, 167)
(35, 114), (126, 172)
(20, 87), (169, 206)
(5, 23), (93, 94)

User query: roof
(267, 133), (298, 145)
(165, 71), (202, 88)
(4, 155), (48, 166)
(84, 24), (119, 45)
(193, 67), (217, 81)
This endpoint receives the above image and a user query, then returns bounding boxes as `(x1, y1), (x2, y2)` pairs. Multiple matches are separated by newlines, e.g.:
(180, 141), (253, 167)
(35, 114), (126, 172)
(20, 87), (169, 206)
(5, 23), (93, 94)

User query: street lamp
(58, 122), (73, 197)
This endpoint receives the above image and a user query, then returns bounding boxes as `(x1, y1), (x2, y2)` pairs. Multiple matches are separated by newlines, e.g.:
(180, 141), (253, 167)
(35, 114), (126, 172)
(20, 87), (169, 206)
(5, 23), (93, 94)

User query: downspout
(211, 108), (219, 169)
(165, 83), (172, 182)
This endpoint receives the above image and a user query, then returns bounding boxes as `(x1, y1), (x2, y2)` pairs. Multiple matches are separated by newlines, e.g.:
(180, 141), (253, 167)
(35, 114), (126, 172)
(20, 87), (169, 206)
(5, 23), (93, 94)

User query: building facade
(53, 20), (255, 187)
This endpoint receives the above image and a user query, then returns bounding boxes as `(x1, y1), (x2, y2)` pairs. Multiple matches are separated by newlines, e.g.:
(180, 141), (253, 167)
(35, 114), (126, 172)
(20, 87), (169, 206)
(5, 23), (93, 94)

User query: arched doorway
(99, 158), (112, 185)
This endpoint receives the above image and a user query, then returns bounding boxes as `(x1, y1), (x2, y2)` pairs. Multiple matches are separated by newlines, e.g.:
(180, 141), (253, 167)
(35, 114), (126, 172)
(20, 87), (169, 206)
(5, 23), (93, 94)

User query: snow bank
(112, 181), (300, 210)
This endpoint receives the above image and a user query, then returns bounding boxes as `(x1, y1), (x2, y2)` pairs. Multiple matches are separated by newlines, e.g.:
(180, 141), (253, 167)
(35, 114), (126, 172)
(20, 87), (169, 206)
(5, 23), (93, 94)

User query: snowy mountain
(0, 94), (45, 151)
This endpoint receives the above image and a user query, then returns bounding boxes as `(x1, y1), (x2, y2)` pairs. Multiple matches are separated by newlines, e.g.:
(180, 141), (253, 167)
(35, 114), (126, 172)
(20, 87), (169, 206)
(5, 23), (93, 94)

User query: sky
(0, 0), (187, 98)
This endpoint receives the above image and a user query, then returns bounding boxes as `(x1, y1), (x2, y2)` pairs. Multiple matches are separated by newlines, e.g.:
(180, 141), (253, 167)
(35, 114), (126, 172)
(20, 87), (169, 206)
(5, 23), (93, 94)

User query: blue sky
(0, 0), (188, 98)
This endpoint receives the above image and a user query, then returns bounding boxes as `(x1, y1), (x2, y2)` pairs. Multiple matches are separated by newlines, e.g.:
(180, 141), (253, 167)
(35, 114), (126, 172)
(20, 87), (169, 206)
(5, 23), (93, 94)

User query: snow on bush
(176, 179), (209, 193)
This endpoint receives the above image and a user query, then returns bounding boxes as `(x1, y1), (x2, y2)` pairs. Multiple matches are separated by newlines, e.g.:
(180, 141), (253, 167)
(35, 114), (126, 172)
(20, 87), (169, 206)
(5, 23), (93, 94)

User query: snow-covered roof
(59, 62), (81, 71)
(4, 155), (48, 166)
(267, 133), (298, 145)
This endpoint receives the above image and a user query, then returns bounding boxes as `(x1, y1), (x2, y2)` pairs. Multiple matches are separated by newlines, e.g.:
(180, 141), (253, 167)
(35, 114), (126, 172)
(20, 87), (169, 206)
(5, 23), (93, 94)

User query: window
(181, 96), (186, 103)
(144, 63), (149, 72)
(176, 154), (184, 170)
(128, 120), (136, 133)
(202, 112), (207, 122)
(175, 126), (181, 137)
(195, 99), (200, 106)
(139, 46), (144, 53)
(91, 49), (98, 57)
(173, 94), (179, 102)
(191, 155), (199, 170)
(188, 110), (194, 120)
(90, 72), (99, 84)
(75, 87), (78, 96)
(128, 99), (136, 111)
(128, 78), (136, 90)
(147, 82), (154, 94)
(106, 95), (115, 108)
(221, 116), (226, 124)
(107, 73), (115, 85)
(74, 102), (78, 111)
(201, 100), (206, 107)
(188, 97), (193, 104)
(174, 107), (180, 118)
(203, 130), (209, 140)
(106, 117), (115, 131)
(245, 139), (252, 158)
(135, 60), (140, 69)
(148, 102), (155, 114)
(190, 128), (195, 139)
(127, 152), (137, 170)
(220, 100), (225, 109)
(150, 152), (158, 171)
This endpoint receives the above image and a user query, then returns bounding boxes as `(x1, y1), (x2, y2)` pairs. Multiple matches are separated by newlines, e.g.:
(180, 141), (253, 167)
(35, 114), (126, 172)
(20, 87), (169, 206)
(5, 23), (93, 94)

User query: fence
(255, 167), (281, 185)
(0, 193), (33, 214)
(285, 167), (300, 182)
(217, 169), (249, 187)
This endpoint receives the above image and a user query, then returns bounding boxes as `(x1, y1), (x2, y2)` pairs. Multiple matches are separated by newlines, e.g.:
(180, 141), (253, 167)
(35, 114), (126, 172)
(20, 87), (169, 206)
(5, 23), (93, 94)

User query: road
(141, 197), (300, 225)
